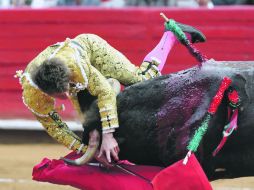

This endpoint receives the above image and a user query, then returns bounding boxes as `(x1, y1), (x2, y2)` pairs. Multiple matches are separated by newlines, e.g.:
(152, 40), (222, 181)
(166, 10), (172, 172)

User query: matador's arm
(86, 64), (119, 133)
(54, 36), (120, 133)
(21, 76), (87, 153)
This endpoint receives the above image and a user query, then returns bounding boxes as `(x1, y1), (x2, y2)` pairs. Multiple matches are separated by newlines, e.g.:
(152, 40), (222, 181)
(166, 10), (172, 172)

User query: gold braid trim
(37, 114), (88, 153)
(48, 111), (81, 140)
(21, 77), (55, 116)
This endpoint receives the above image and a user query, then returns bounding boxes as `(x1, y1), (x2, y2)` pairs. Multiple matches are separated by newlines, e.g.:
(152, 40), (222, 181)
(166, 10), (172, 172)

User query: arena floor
(0, 130), (254, 190)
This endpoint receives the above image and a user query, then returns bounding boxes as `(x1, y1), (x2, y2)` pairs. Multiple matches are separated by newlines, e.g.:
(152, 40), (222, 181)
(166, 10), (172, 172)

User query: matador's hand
(98, 133), (120, 163)
(94, 150), (113, 168)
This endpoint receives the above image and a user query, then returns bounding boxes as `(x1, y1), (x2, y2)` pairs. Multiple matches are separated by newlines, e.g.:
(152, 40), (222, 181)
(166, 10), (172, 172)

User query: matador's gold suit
(16, 34), (160, 154)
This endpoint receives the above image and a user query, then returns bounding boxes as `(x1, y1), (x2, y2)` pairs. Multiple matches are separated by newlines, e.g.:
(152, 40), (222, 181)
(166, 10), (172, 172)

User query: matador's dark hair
(31, 58), (70, 95)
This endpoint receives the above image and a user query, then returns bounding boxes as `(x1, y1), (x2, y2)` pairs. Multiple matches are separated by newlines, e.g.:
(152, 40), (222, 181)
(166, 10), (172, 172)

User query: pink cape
(32, 152), (212, 190)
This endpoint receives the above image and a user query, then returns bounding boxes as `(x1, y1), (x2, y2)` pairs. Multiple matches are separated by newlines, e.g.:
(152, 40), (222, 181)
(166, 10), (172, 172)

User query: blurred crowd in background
(0, 0), (254, 10)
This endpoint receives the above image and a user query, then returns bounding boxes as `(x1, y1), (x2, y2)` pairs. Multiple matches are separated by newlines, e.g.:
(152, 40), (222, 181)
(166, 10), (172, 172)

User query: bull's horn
(63, 129), (100, 165)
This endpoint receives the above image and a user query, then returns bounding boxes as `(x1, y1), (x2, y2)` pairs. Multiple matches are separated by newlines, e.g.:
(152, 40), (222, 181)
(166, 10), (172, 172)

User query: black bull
(78, 60), (254, 179)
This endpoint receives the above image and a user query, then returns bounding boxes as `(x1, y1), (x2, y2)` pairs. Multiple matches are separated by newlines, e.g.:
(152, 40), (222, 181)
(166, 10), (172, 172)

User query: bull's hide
(80, 60), (254, 179)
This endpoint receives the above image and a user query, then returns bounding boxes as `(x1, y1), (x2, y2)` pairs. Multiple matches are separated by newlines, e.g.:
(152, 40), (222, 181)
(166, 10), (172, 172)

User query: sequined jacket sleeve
(86, 64), (119, 133)
(21, 60), (87, 154)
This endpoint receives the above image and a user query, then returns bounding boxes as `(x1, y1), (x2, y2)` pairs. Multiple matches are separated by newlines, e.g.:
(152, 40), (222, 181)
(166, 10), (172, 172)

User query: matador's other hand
(94, 150), (113, 168)
(98, 133), (120, 163)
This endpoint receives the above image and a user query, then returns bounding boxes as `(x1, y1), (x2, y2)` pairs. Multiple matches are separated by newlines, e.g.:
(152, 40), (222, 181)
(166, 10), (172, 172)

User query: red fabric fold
(32, 153), (212, 190)
(32, 152), (161, 190)
(152, 154), (212, 190)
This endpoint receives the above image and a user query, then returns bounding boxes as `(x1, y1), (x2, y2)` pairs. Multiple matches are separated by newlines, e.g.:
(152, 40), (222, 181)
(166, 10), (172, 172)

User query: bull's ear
(82, 126), (90, 145)
(81, 100), (101, 145)
(82, 122), (101, 145)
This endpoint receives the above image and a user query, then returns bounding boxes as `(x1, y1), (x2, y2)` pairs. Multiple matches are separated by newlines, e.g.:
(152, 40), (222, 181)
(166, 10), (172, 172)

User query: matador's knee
(140, 57), (161, 80)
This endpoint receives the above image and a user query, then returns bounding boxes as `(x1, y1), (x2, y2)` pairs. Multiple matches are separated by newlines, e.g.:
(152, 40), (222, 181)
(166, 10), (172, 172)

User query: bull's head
(62, 78), (121, 165)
